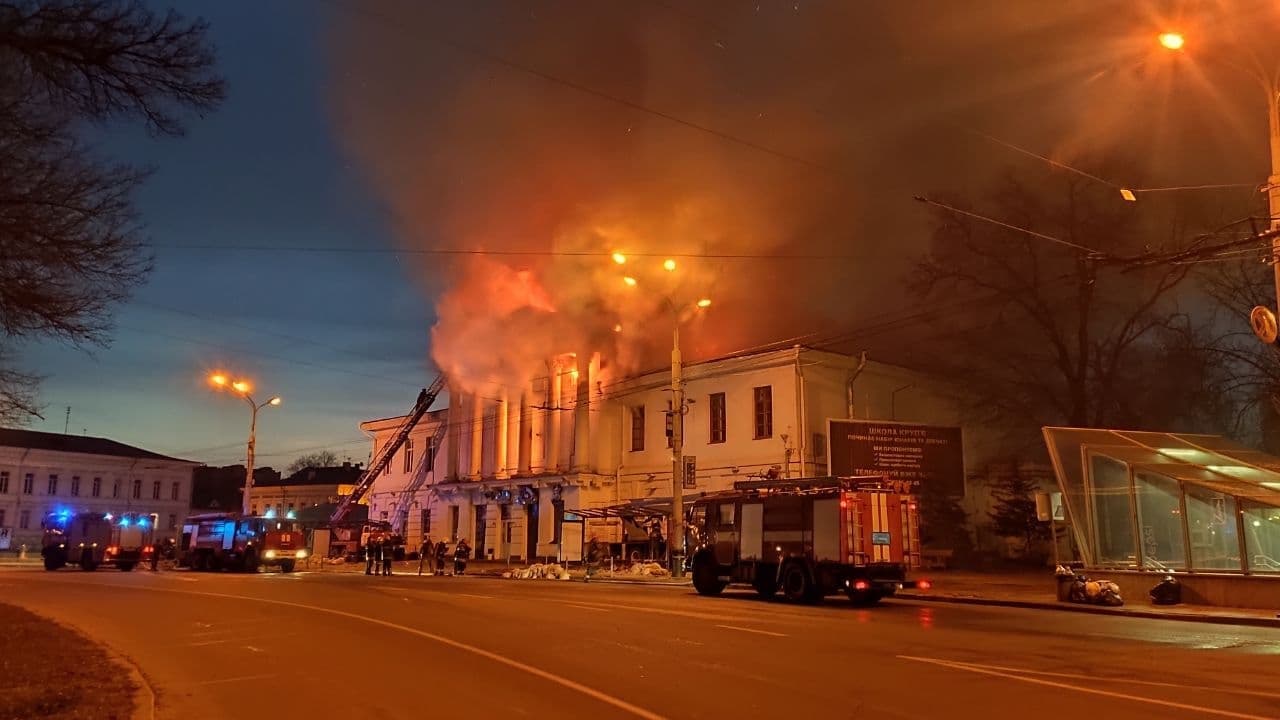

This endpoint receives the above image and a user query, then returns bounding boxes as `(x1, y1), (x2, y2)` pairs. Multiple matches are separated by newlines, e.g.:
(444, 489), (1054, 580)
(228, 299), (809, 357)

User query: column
(518, 389), (533, 475)
(446, 384), (461, 481)
(548, 360), (562, 472)
(496, 389), (510, 479)
(506, 388), (522, 476)
(572, 351), (591, 472)
(469, 392), (484, 479)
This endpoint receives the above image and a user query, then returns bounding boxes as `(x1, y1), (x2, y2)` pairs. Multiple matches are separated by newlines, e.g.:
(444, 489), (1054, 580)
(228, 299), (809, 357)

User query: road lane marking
(186, 640), (228, 647)
(564, 602), (611, 612)
(244, 646), (264, 653)
(898, 656), (1273, 720)
(715, 624), (787, 638)
(88, 584), (667, 720)
(193, 674), (277, 686)
(931, 661), (1280, 701)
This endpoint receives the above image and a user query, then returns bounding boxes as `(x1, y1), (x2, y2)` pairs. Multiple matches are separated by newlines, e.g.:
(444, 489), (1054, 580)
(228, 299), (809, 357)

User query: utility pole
(1266, 87), (1280, 305)
(670, 323), (686, 578)
(63, 406), (70, 434)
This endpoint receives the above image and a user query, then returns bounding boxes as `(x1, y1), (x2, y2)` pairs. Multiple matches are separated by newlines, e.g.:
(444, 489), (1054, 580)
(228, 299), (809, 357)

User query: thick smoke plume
(328, 1), (1272, 392)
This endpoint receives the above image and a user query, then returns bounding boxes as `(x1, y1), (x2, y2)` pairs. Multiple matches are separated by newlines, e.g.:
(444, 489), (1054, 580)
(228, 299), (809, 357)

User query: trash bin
(1150, 576), (1181, 605)
(1054, 566), (1076, 602)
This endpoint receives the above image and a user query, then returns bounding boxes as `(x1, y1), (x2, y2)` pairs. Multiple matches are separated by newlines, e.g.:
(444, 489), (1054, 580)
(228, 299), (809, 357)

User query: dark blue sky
(23, 1), (432, 467)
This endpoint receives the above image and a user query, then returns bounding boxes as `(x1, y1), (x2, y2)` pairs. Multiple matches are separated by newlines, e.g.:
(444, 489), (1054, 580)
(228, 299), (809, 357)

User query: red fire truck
(180, 512), (307, 572)
(42, 511), (156, 572)
(687, 476), (928, 605)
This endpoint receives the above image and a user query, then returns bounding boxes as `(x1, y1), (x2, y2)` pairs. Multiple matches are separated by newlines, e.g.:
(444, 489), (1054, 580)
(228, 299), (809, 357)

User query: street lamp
(620, 274), (711, 578)
(208, 372), (281, 515)
(1157, 30), (1280, 319)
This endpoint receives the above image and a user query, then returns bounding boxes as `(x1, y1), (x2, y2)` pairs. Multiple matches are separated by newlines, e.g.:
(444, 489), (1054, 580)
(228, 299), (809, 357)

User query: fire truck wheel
(43, 557), (63, 571)
(754, 574), (778, 599)
(118, 562), (135, 572)
(241, 549), (258, 573)
(782, 563), (817, 603)
(691, 554), (725, 596)
(79, 552), (99, 571)
(279, 560), (296, 573)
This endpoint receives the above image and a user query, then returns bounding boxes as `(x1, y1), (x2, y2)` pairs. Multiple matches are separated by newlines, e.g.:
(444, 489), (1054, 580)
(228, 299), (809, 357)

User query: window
(448, 505), (460, 538)
(1243, 501), (1280, 573)
(1089, 455), (1135, 566)
(630, 405), (646, 452)
(1186, 485), (1240, 571)
(19, 509), (31, 529)
(709, 393), (726, 444)
(171, 481), (180, 501)
(0, 471), (8, 494)
(112, 480), (120, 498)
(421, 508), (431, 537)
(91, 477), (101, 498)
(717, 503), (735, 526)
(382, 441), (390, 475)
(812, 433), (827, 465)
(0, 509), (5, 527)
(168, 514), (177, 531)
(70, 476), (80, 497)
(287, 503), (295, 514)
(251, 505), (258, 515)
(152, 480), (161, 500)
(22, 473), (33, 495)
(132, 479), (141, 499)
(404, 437), (414, 473)
(753, 386), (773, 439)
(47, 475), (58, 495)
(1134, 471), (1185, 569)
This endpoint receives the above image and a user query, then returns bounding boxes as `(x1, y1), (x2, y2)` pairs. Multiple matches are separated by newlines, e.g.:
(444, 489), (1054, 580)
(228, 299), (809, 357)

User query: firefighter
(381, 536), (394, 576)
(453, 537), (470, 575)
(364, 536), (378, 576)
(434, 538), (449, 576)
(150, 542), (160, 572)
(584, 534), (603, 583)
(424, 535), (440, 573)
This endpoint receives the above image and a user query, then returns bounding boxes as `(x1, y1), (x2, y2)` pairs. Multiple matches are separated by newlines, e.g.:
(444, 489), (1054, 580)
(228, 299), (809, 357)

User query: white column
(496, 389), (510, 479)
(506, 388), (522, 476)
(469, 392), (484, 479)
(572, 352), (591, 472)
(548, 360), (562, 472)
(446, 384), (461, 481)
(518, 389), (533, 475)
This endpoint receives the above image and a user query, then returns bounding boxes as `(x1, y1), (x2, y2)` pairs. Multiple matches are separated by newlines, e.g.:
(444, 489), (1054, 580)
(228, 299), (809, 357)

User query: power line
(320, 0), (835, 175)
(913, 195), (1105, 256)
(147, 244), (862, 260)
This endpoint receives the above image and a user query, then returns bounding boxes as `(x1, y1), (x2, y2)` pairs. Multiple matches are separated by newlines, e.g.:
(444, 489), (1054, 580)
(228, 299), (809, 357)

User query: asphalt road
(2, 566), (1277, 720)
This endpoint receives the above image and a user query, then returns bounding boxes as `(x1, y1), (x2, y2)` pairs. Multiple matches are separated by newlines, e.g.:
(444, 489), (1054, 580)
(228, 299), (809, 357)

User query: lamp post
(209, 373), (281, 515)
(617, 256), (710, 577)
(1158, 30), (1280, 309)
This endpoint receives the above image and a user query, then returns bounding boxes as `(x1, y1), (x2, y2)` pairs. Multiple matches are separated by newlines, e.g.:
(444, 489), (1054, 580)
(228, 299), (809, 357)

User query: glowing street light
(696, 298), (712, 308)
(207, 371), (282, 514)
(612, 252), (627, 265)
(623, 276), (637, 287)
(663, 258), (677, 272)
(1158, 32), (1184, 51)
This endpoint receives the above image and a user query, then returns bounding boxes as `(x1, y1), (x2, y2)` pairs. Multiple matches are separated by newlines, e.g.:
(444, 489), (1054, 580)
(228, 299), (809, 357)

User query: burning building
(360, 345), (978, 563)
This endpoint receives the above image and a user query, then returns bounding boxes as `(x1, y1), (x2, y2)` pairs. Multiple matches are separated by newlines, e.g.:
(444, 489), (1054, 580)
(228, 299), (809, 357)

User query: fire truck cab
(41, 511), (156, 572)
(180, 512), (307, 573)
(687, 476), (925, 605)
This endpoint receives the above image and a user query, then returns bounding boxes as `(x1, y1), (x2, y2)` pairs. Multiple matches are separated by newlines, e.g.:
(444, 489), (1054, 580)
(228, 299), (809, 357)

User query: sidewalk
(897, 570), (1280, 628)
(312, 557), (692, 585)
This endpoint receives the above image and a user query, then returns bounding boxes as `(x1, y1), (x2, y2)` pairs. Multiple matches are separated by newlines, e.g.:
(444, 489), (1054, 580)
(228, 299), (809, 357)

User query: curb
(897, 593), (1280, 629)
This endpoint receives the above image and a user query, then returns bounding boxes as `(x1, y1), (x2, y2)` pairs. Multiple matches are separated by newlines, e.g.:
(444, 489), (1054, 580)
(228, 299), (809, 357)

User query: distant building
(191, 465), (280, 511)
(0, 428), (198, 549)
(247, 462), (363, 520)
(362, 346), (994, 562)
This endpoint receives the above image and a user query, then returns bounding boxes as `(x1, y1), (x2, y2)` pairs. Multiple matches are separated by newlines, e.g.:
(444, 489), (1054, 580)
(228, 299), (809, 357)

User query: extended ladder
(329, 374), (446, 524)
(390, 419), (448, 536)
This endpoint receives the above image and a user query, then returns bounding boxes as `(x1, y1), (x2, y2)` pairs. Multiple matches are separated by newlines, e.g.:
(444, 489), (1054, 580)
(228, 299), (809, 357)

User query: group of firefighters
(363, 535), (473, 576)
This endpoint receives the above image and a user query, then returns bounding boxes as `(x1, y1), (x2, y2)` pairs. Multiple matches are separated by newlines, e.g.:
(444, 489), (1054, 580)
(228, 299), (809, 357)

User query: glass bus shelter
(1043, 428), (1280, 574)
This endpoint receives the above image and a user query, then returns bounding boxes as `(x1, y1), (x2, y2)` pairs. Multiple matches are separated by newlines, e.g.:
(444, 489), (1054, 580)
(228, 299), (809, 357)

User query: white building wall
(0, 447), (195, 549)
(358, 347), (1000, 563)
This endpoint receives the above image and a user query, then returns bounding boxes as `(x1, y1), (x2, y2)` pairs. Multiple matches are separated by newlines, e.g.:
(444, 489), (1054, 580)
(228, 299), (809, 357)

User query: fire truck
(179, 512), (307, 572)
(326, 520), (404, 562)
(41, 511), (156, 572)
(687, 477), (928, 605)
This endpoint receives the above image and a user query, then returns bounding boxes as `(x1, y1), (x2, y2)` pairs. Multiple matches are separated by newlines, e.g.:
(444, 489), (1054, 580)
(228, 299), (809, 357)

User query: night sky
(15, 1), (1275, 467)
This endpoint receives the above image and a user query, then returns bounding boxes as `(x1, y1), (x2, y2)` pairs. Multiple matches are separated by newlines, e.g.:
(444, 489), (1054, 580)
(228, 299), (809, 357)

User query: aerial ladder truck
(325, 375), (446, 559)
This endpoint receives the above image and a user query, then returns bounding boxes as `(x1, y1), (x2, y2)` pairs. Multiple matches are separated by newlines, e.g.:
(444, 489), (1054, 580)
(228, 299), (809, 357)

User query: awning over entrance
(1042, 427), (1280, 574)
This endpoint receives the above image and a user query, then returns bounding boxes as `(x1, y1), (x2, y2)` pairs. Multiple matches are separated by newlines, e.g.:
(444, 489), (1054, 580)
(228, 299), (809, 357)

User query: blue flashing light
(104, 513), (113, 521)
(137, 517), (148, 528)
(285, 509), (297, 520)
(119, 517), (131, 527)
(263, 508), (276, 519)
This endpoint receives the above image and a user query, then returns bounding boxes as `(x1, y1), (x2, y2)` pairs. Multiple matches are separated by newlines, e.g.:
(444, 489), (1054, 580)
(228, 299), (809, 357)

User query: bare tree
(286, 450), (341, 475)
(0, 1), (224, 422)
(909, 168), (1225, 449)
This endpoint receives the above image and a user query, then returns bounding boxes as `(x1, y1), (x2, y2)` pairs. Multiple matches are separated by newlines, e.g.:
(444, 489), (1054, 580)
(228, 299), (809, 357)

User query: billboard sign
(827, 419), (965, 496)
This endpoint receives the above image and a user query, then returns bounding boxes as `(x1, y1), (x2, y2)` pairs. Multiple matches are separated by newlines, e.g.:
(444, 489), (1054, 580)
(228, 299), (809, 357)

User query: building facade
(0, 429), (198, 550)
(247, 462), (363, 519)
(361, 347), (986, 562)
